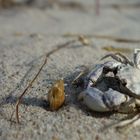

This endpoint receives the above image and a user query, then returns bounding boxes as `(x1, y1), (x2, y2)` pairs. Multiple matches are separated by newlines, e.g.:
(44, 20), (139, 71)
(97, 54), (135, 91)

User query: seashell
(48, 80), (65, 110)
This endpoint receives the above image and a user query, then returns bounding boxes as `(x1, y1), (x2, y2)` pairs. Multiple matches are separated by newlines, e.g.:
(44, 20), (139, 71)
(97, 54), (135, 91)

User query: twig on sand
(14, 40), (75, 123)
(63, 33), (140, 43)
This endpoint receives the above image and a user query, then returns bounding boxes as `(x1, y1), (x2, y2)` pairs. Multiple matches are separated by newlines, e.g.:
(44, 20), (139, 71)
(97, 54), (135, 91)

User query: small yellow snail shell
(48, 80), (65, 110)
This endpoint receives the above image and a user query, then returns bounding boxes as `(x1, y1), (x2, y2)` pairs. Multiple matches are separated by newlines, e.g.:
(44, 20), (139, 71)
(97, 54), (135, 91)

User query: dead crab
(73, 49), (140, 114)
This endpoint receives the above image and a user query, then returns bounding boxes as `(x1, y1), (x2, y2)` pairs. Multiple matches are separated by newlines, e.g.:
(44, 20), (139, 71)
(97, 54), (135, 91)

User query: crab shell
(78, 61), (140, 113)
(77, 55), (140, 113)
(116, 65), (140, 96)
(78, 87), (128, 112)
(85, 61), (121, 88)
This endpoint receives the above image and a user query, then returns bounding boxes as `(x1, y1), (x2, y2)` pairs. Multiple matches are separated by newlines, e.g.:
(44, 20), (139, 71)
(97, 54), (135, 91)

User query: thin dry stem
(15, 40), (75, 123)
(16, 54), (47, 123)
(63, 33), (140, 43)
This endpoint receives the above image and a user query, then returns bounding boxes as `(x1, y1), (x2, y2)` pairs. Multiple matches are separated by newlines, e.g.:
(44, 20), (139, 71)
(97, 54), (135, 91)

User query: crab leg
(72, 71), (86, 86)
(114, 114), (140, 129)
(101, 53), (123, 63)
(101, 53), (134, 66)
(115, 52), (134, 66)
(72, 67), (89, 87)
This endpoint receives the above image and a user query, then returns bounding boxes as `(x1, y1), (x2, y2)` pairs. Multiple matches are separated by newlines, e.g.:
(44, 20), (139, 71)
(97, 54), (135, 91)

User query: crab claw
(78, 87), (127, 112)
(78, 87), (110, 112)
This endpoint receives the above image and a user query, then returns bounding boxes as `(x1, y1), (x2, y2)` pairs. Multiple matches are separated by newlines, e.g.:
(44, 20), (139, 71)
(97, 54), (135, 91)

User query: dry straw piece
(102, 46), (132, 53)
(78, 35), (91, 46)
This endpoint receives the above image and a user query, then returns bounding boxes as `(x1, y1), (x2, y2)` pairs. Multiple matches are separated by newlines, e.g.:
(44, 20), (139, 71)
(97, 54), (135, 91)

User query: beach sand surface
(0, 0), (140, 140)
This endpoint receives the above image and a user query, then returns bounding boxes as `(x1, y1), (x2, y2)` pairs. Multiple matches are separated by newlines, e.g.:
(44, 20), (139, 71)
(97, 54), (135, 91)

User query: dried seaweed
(63, 33), (140, 43)
(102, 46), (132, 53)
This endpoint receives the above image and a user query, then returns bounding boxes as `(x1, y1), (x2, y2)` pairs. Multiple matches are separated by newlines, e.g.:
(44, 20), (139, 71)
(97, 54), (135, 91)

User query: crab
(73, 49), (140, 114)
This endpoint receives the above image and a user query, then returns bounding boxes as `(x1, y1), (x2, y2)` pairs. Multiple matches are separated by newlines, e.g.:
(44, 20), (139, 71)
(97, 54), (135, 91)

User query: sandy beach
(0, 0), (140, 140)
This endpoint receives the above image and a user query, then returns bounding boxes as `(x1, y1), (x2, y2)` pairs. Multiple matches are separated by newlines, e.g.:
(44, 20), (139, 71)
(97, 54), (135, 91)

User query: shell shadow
(0, 94), (50, 111)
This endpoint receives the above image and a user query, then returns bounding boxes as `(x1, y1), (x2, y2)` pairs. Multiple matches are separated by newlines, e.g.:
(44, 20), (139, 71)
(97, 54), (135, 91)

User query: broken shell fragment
(48, 80), (65, 110)
(78, 35), (90, 46)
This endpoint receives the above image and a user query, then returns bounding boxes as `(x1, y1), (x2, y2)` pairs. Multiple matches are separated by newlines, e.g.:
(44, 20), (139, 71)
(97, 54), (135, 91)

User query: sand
(0, 0), (140, 140)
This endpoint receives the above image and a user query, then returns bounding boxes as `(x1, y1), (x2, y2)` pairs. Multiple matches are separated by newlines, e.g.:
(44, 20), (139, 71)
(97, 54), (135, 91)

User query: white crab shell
(78, 53), (140, 113)
(117, 65), (140, 95)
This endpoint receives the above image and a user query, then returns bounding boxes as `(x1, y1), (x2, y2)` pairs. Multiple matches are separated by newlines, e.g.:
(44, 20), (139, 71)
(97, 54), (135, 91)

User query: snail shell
(48, 80), (65, 110)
